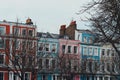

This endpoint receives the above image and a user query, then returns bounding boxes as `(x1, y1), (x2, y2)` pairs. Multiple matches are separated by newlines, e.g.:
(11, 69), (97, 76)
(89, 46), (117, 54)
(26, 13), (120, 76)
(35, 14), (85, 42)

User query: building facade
(59, 38), (80, 80)
(37, 32), (59, 80)
(0, 19), (37, 80)
(75, 29), (101, 80)
(99, 44), (119, 80)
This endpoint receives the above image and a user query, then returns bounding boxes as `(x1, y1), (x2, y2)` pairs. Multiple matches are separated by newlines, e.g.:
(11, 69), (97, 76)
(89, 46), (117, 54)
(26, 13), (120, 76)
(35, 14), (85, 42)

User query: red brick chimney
(70, 21), (76, 28)
(65, 20), (77, 40)
(59, 25), (66, 37)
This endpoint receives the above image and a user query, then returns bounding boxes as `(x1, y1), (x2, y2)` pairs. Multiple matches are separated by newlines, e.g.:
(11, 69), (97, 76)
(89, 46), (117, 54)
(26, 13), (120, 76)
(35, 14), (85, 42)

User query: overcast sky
(0, 0), (92, 34)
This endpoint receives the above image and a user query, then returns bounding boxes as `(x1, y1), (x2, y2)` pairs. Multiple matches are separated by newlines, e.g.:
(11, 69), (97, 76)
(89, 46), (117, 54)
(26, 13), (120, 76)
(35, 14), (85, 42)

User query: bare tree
(79, 0), (120, 56)
(79, 0), (120, 79)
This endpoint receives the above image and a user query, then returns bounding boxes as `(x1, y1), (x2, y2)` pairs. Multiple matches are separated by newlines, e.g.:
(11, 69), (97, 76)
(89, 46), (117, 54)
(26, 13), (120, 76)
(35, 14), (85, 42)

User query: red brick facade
(0, 19), (37, 80)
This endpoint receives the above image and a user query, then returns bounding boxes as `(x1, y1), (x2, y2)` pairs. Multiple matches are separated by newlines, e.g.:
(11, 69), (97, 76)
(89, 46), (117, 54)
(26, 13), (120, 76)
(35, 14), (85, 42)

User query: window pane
(13, 73), (17, 80)
(39, 59), (42, 69)
(28, 41), (33, 50)
(46, 59), (49, 68)
(28, 30), (33, 36)
(22, 29), (26, 36)
(0, 72), (3, 80)
(14, 27), (19, 36)
(89, 37), (93, 43)
(45, 44), (49, 51)
(0, 38), (4, 48)
(83, 37), (87, 43)
(52, 60), (55, 68)
(107, 49), (110, 56)
(83, 47), (88, 55)
(62, 45), (65, 53)
(0, 55), (4, 64)
(38, 43), (44, 51)
(102, 49), (105, 56)
(14, 39), (20, 49)
(94, 48), (98, 56)
(68, 46), (71, 53)
(89, 47), (92, 55)
(51, 44), (56, 53)
(74, 46), (77, 53)
(0, 27), (5, 35)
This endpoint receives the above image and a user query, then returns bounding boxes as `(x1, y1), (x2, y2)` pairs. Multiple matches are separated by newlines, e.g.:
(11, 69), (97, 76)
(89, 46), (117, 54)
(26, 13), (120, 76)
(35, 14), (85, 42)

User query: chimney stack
(59, 25), (66, 37)
(69, 20), (77, 29)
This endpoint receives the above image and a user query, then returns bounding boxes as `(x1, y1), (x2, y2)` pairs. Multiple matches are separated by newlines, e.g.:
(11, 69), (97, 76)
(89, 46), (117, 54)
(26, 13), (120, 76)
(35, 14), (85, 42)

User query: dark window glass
(0, 55), (4, 64)
(0, 72), (3, 80)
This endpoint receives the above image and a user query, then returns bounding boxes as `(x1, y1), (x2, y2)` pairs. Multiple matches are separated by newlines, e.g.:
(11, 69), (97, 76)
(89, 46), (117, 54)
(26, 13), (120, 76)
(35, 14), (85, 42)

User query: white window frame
(9, 72), (31, 80)
(89, 47), (93, 55)
(83, 47), (88, 55)
(94, 48), (98, 56)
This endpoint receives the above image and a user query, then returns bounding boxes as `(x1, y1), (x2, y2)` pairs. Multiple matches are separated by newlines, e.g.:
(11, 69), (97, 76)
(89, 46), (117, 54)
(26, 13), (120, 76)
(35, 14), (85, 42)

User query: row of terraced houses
(0, 18), (119, 80)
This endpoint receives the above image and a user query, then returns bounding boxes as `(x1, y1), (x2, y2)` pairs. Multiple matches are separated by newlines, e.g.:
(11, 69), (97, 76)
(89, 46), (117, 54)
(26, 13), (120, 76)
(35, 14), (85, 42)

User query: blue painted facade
(75, 30), (101, 80)
(37, 32), (59, 80)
